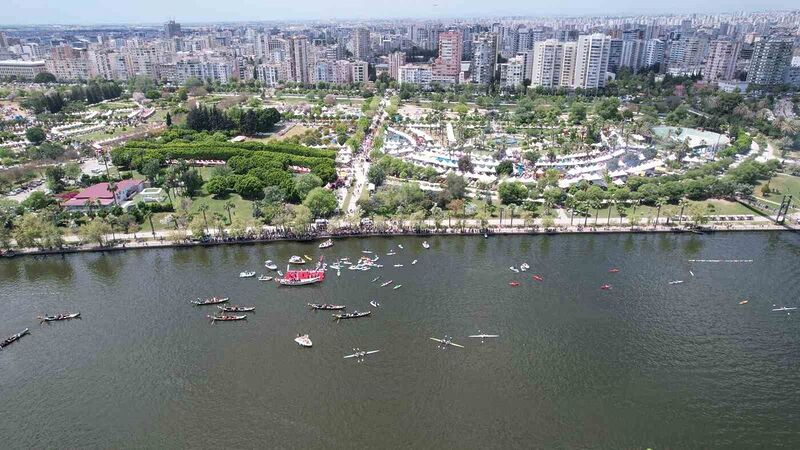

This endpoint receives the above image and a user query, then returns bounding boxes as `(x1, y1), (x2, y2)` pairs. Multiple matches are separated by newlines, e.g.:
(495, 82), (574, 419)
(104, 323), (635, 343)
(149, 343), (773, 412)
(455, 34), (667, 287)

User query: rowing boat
(344, 349), (380, 359)
(772, 306), (797, 312)
(468, 334), (499, 339)
(509, 266), (519, 273)
(208, 314), (247, 322)
(411, 260), (417, 265)
(217, 305), (256, 312)
(39, 312), (81, 323)
(532, 274), (543, 281)
(509, 281), (520, 287)
(333, 311), (371, 320)
(371, 276), (381, 283)
(0, 328), (30, 349)
(669, 280), (684, 285)
(393, 285), (402, 290)
(380, 280), (393, 287)
(429, 337), (464, 348)
(303, 255), (312, 261)
(191, 297), (230, 306)
(307, 303), (346, 310)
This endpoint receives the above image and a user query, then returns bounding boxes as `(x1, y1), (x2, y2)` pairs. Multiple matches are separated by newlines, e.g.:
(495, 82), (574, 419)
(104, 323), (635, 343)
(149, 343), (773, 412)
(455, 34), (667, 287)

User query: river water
(1, 232), (799, 449)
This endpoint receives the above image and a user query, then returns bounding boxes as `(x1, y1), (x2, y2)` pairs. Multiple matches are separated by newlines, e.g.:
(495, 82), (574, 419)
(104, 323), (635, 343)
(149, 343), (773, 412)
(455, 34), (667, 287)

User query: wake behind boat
(308, 303), (346, 310)
(0, 328), (30, 349)
(39, 312), (81, 323)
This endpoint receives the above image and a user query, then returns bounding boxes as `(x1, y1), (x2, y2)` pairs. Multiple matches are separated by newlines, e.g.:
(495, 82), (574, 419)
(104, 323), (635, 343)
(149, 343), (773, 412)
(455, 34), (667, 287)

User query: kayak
(39, 313), (81, 323)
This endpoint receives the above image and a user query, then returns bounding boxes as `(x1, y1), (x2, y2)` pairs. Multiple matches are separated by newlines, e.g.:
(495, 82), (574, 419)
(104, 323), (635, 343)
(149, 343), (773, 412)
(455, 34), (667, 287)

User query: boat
(264, 260), (278, 270)
(344, 349), (380, 359)
(509, 266), (519, 273)
(509, 281), (520, 287)
(739, 300), (749, 305)
(386, 252), (396, 256)
(303, 255), (313, 261)
(362, 250), (373, 254)
(411, 260), (417, 265)
(258, 275), (273, 281)
(295, 334), (313, 347)
(520, 263), (530, 271)
(0, 328), (30, 349)
(430, 337), (464, 349)
(318, 239), (334, 249)
(669, 280), (684, 285)
(397, 244), (404, 249)
(208, 314), (247, 322)
(600, 284), (612, 290)
(484, 233), (488, 238)
(308, 303), (346, 310)
(371, 276), (381, 283)
(333, 310), (371, 320)
(239, 271), (256, 278)
(393, 264), (404, 267)
(369, 300), (380, 308)
(39, 312), (81, 323)
(275, 269), (325, 286)
(289, 255), (305, 264)
(380, 280), (393, 287)
(608, 268), (620, 273)
(772, 306), (797, 312)
(468, 333), (499, 339)
(532, 275), (543, 281)
(422, 241), (430, 249)
(393, 285), (402, 290)
(689, 270), (695, 277)
(191, 297), (230, 306)
(217, 305), (255, 313)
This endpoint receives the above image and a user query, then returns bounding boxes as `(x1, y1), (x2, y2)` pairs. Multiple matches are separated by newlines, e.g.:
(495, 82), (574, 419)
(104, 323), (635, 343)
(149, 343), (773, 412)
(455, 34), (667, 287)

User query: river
(1, 232), (799, 449)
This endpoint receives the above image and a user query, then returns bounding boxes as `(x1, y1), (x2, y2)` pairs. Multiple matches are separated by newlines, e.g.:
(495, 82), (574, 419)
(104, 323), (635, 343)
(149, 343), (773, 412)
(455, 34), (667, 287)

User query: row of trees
(185, 105), (280, 135)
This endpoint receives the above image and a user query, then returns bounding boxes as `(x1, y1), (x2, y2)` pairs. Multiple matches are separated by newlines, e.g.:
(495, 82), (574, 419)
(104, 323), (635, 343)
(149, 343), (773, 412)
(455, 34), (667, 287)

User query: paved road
(345, 94), (390, 214)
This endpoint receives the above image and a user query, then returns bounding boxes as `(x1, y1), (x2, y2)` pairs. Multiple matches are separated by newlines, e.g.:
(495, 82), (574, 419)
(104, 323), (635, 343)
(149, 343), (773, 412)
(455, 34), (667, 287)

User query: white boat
(393, 264), (403, 267)
(318, 239), (334, 249)
(380, 280), (393, 287)
(669, 280), (684, 285)
(422, 241), (430, 249)
(361, 250), (373, 254)
(386, 252), (396, 256)
(393, 284), (402, 290)
(397, 244), (404, 249)
(264, 260), (278, 270)
(411, 260), (417, 265)
(344, 349), (380, 359)
(370, 300), (380, 308)
(509, 267), (519, 273)
(468, 334), (500, 339)
(258, 275), (273, 281)
(239, 271), (256, 278)
(289, 255), (305, 264)
(371, 276), (381, 283)
(430, 337), (464, 348)
(520, 263), (530, 271)
(772, 306), (797, 312)
(294, 334), (313, 347)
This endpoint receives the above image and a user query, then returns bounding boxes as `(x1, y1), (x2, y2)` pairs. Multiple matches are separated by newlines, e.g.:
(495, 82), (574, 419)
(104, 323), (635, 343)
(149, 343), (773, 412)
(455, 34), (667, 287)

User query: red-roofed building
(63, 179), (145, 211)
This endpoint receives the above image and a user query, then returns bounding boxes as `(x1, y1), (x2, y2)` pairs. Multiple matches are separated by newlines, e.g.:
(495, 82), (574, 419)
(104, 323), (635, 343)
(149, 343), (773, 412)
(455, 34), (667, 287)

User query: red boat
(509, 281), (520, 287)
(276, 269), (325, 286)
(532, 275), (543, 281)
(608, 268), (620, 273)
(601, 284), (612, 290)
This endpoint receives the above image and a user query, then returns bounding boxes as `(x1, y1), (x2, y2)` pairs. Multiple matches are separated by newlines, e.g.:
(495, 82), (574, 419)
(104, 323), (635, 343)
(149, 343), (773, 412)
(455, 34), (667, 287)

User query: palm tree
(654, 196), (668, 228)
(212, 212), (226, 236)
(106, 216), (117, 243)
(223, 201), (235, 224)
(678, 199), (689, 225)
(143, 210), (156, 237)
(198, 202), (210, 235)
(108, 180), (118, 206)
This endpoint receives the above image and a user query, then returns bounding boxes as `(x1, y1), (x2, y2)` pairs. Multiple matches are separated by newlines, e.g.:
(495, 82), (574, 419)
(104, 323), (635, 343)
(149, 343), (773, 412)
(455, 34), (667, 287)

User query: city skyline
(3, 0), (800, 25)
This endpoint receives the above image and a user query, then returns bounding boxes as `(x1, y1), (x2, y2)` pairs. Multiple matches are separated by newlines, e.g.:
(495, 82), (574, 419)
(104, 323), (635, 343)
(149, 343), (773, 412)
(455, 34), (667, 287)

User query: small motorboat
(509, 281), (520, 287)
(303, 255), (313, 261)
(308, 303), (346, 310)
(217, 305), (255, 313)
(520, 263), (530, 272)
(1, 328), (30, 349)
(318, 239), (334, 249)
(393, 284), (402, 290)
(600, 284), (612, 290)
(258, 275), (273, 281)
(509, 267), (520, 273)
(370, 300), (380, 308)
(289, 255), (305, 264)
(669, 280), (684, 285)
(739, 300), (749, 305)
(264, 260), (278, 270)
(393, 264), (404, 267)
(208, 314), (247, 322)
(333, 310), (371, 320)
(239, 271), (256, 278)
(422, 241), (430, 249)
(532, 275), (543, 282)
(39, 313), (81, 323)
(380, 280), (394, 287)
(192, 297), (230, 306)
(371, 276), (381, 283)
(397, 244), (404, 249)
(295, 334), (312, 347)
(411, 259), (417, 265)
(608, 268), (620, 273)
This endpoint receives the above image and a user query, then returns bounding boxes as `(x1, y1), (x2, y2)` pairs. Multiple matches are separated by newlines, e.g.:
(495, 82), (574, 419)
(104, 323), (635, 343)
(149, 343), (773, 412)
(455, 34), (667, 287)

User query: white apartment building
(573, 34), (612, 89)
(388, 51), (405, 80)
(0, 60), (46, 79)
(470, 33), (497, 85)
(530, 39), (577, 89)
(398, 64), (432, 87)
(499, 55), (526, 88)
(351, 60), (368, 83)
(704, 40), (741, 81)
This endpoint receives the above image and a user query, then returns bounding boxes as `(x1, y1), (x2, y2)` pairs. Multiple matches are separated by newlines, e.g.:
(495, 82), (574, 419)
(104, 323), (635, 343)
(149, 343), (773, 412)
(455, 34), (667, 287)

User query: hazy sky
(3, 0), (797, 25)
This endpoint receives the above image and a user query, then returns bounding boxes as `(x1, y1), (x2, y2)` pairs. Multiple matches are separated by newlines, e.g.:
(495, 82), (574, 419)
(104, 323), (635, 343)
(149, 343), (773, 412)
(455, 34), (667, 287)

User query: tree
(498, 181), (528, 205)
(165, 112), (172, 127)
(21, 191), (53, 211)
(291, 205), (312, 229)
(33, 72), (56, 83)
(444, 173), (467, 199)
(523, 151), (540, 165)
(44, 166), (66, 193)
(26, 127), (46, 145)
(204, 176), (229, 197)
(141, 159), (162, 184)
(197, 202), (210, 235)
(63, 162), (82, 180)
(496, 160), (515, 176)
(302, 187), (337, 218)
(294, 173), (323, 201)
(235, 175), (265, 200)
(367, 165), (386, 187)
(79, 219), (112, 247)
(457, 155), (474, 173)
(223, 200), (236, 224)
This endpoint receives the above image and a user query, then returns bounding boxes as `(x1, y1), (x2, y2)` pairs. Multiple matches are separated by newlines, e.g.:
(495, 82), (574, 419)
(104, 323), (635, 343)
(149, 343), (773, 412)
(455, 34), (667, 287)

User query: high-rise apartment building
(398, 64), (432, 87)
(747, 38), (793, 86)
(499, 55), (526, 88)
(572, 34), (612, 89)
(164, 21), (182, 38)
(704, 39), (741, 81)
(530, 39), (577, 89)
(388, 51), (405, 80)
(353, 28), (371, 61)
(470, 33), (497, 85)
(433, 30), (462, 83)
(643, 39), (666, 70)
(351, 60), (368, 83)
(286, 36), (310, 84)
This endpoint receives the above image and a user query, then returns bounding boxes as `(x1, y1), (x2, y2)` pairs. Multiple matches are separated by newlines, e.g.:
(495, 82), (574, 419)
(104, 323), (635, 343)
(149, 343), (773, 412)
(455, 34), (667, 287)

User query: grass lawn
(187, 193), (253, 222)
(759, 174), (800, 203)
(279, 124), (312, 140)
(581, 199), (761, 221)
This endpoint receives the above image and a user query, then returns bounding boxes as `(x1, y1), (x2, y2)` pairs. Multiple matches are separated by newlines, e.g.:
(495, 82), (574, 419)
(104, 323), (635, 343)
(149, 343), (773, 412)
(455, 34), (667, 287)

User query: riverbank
(2, 219), (795, 259)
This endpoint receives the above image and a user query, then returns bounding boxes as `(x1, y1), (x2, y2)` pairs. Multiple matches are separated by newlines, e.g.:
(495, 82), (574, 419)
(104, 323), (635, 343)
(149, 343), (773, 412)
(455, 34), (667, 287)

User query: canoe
(191, 297), (230, 306)
(0, 328), (30, 349)
(307, 303), (346, 310)
(333, 311), (371, 320)
(509, 282), (520, 287)
(217, 306), (255, 312)
(393, 285), (402, 290)
(208, 314), (247, 322)
(40, 313), (81, 323)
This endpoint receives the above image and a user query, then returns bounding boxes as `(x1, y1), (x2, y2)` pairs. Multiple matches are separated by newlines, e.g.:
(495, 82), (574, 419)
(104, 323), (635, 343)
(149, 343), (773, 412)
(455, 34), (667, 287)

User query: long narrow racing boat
(333, 310), (371, 320)
(39, 312), (81, 323)
(217, 305), (255, 313)
(308, 303), (346, 310)
(191, 297), (229, 306)
(208, 314), (247, 322)
(0, 328), (30, 349)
